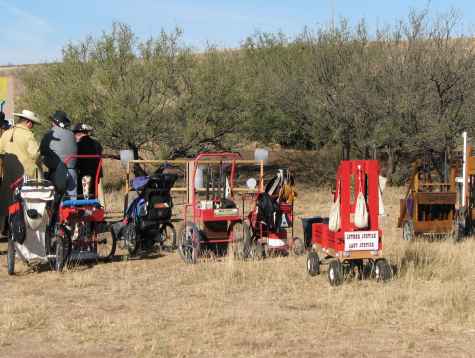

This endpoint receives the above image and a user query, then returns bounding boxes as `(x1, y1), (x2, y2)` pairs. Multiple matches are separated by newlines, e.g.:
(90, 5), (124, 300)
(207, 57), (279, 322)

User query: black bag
(256, 192), (281, 231)
(8, 201), (26, 244)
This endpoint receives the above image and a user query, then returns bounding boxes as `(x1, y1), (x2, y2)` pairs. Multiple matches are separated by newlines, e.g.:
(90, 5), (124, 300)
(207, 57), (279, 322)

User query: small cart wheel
(402, 220), (414, 241)
(7, 236), (15, 275)
(250, 242), (265, 260)
(328, 259), (344, 286)
(374, 258), (392, 282)
(292, 237), (305, 256)
(96, 225), (117, 261)
(306, 251), (320, 276)
(54, 236), (66, 272)
(453, 221), (465, 243)
(178, 222), (200, 264)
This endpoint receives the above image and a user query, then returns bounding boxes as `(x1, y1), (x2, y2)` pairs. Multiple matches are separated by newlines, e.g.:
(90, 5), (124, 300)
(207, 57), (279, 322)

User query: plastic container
(254, 148), (269, 164)
(195, 165), (205, 189)
(301, 216), (328, 248)
(120, 149), (135, 169)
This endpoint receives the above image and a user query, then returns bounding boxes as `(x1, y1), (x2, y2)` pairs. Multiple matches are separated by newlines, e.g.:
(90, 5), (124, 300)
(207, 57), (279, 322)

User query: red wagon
(178, 152), (257, 264)
(306, 160), (392, 285)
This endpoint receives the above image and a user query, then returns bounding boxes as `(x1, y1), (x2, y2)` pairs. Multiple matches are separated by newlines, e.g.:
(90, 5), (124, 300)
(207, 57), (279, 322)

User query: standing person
(40, 111), (77, 198)
(72, 123), (103, 198)
(0, 109), (42, 234)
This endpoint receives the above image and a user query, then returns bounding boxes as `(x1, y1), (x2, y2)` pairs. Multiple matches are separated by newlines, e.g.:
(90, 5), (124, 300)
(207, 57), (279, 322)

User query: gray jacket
(40, 126), (77, 169)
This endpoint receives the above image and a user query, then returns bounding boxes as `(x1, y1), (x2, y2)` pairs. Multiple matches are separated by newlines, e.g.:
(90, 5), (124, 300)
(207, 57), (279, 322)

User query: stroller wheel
(124, 223), (139, 256)
(7, 236), (15, 275)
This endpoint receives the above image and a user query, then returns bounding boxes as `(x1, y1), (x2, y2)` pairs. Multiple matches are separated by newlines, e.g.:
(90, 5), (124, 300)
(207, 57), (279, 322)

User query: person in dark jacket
(72, 123), (103, 198)
(40, 111), (78, 198)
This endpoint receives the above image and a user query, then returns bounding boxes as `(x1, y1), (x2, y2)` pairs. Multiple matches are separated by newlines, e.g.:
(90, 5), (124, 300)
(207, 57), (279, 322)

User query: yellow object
(0, 77), (8, 101)
(0, 123), (41, 177)
(279, 183), (297, 204)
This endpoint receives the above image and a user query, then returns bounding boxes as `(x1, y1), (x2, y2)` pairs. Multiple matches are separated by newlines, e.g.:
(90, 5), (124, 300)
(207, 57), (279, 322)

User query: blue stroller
(117, 171), (178, 255)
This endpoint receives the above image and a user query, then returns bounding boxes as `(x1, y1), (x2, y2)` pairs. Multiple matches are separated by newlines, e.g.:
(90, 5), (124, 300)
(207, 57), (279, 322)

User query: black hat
(72, 123), (93, 133)
(50, 111), (71, 128)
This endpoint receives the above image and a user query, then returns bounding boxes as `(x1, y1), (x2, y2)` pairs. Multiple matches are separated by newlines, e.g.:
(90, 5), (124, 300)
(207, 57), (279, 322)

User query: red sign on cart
(344, 231), (379, 251)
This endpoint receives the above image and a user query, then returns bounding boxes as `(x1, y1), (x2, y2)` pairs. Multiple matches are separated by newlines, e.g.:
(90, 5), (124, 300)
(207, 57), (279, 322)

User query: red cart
(178, 152), (257, 264)
(55, 155), (116, 264)
(246, 168), (303, 258)
(306, 160), (392, 285)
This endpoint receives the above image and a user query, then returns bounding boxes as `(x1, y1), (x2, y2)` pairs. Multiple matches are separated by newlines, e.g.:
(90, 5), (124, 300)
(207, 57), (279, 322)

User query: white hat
(13, 109), (41, 124)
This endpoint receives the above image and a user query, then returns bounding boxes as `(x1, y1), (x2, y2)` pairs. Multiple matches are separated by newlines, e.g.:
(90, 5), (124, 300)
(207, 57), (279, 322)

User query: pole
(462, 131), (467, 208)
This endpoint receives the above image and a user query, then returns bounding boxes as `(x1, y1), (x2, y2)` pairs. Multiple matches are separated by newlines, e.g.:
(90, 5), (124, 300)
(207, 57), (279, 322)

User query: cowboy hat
(13, 109), (41, 124)
(72, 123), (94, 133)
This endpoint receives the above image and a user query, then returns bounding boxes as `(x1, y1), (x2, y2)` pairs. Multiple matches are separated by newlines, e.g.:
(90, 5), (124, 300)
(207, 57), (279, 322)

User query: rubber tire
(402, 220), (414, 241)
(96, 226), (117, 261)
(374, 258), (392, 283)
(7, 237), (15, 275)
(55, 237), (66, 272)
(306, 251), (320, 276)
(124, 223), (139, 256)
(292, 237), (305, 256)
(160, 222), (177, 250)
(328, 259), (344, 286)
(178, 222), (200, 264)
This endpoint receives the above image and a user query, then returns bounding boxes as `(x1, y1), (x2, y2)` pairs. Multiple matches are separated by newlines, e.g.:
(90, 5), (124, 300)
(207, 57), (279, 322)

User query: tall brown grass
(0, 186), (474, 357)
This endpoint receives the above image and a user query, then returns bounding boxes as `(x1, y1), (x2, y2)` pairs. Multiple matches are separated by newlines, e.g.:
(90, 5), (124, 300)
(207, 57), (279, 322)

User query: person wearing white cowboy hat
(0, 109), (42, 234)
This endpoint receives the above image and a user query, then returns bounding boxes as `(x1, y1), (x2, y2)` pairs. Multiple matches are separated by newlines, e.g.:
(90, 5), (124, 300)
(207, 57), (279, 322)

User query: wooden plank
(414, 220), (453, 234)
(415, 192), (456, 205)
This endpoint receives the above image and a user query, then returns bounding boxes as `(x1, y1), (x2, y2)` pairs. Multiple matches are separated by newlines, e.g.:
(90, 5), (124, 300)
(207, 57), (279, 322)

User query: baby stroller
(7, 177), (68, 274)
(118, 170), (178, 255)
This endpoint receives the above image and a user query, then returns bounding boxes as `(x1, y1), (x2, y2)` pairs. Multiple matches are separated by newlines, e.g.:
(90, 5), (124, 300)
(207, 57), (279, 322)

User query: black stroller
(117, 170), (178, 255)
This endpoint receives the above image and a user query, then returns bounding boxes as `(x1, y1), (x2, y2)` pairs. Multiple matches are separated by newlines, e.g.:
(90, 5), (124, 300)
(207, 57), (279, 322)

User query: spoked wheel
(306, 251), (320, 276)
(7, 235), (15, 275)
(249, 241), (265, 260)
(95, 225), (117, 261)
(402, 220), (414, 241)
(373, 258), (392, 283)
(229, 221), (251, 259)
(54, 236), (67, 272)
(159, 223), (177, 251)
(328, 259), (344, 286)
(178, 222), (200, 264)
(124, 223), (139, 256)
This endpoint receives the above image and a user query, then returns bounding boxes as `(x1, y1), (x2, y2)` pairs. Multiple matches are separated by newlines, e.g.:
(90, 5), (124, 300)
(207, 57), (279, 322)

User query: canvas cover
(15, 183), (54, 263)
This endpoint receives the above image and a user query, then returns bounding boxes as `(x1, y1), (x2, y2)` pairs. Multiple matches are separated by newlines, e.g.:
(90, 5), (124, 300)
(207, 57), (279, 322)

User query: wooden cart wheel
(7, 235), (15, 275)
(328, 259), (343, 286)
(402, 220), (415, 241)
(96, 225), (117, 261)
(306, 251), (320, 276)
(178, 222), (200, 264)
(374, 258), (392, 282)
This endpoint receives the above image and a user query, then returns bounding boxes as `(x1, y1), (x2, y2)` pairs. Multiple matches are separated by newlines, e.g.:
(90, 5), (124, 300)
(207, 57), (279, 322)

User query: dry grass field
(1, 186), (475, 357)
